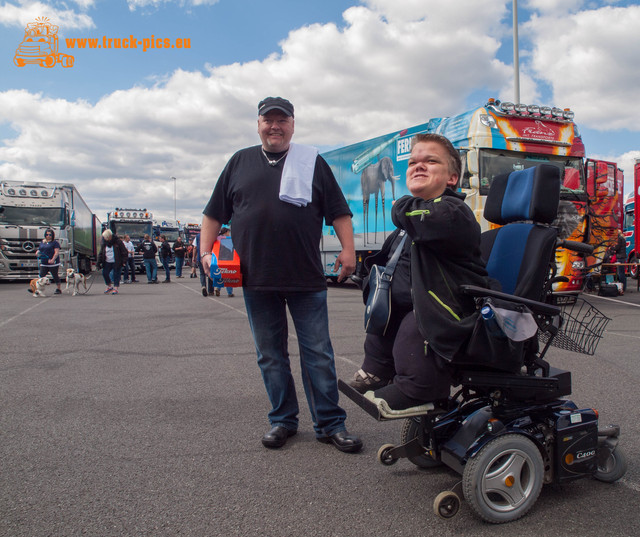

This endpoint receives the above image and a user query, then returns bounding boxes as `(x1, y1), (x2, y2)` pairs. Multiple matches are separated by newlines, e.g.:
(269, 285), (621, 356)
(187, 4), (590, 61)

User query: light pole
(513, 0), (520, 104)
(170, 176), (177, 221)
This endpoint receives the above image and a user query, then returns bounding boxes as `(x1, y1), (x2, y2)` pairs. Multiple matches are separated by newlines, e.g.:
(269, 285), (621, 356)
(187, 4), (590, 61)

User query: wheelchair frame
(339, 285), (626, 523)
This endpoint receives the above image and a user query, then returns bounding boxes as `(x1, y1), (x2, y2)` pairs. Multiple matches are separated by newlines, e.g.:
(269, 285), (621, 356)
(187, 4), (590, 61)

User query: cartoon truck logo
(13, 17), (74, 68)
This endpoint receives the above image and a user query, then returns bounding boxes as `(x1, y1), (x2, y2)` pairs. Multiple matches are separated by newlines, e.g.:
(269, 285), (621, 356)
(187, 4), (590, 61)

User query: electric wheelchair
(339, 164), (626, 523)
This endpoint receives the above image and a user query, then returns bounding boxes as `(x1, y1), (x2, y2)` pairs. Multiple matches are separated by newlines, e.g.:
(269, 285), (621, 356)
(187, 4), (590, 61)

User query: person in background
(194, 232), (214, 297)
(97, 229), (128, 295)
(188, 239), (197, 278)
(137, 234), (158, 283)
(159, 235), (172, 283)
(173, 236), (186, 278)
(200, 96), (361, 453)
(615, 229), (627, 293)
(218, 227), (235, 297)
(36, 228), (62, 295)
(122, 234), (137, 283)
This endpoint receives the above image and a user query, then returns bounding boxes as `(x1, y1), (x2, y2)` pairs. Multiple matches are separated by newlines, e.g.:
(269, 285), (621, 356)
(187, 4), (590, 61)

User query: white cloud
(0, 1), (95, 29)
(1, 1), (638, 223)
(526, 5), (640, 129)
(0, 1), (516, 222)
(126, 0), (219, 11)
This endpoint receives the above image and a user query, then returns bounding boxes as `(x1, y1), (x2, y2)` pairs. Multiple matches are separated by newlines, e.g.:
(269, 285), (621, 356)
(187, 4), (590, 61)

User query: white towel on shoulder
(279, 143), (318, 207)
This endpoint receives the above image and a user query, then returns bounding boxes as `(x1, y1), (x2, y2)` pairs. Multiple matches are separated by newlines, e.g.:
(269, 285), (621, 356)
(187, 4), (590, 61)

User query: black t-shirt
(203, 145), (351, 291)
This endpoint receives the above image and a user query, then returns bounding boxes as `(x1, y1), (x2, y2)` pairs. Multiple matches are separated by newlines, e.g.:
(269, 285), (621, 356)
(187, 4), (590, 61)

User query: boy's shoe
(202, 287), (208, 297)
(104, 287), (113, 294)
(111, 288), (118, 295)
(348, 369), (390, 394)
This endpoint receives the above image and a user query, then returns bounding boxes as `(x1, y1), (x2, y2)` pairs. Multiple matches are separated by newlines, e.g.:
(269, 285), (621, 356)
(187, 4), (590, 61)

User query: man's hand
(201, 254), (211, 276)
(334, 249), (356, 282)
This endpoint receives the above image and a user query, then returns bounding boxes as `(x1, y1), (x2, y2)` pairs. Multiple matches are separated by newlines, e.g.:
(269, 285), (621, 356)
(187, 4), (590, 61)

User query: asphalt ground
(1, 274), (640, 536)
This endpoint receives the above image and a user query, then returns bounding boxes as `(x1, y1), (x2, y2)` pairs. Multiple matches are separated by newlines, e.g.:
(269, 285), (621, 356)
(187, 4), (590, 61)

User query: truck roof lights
(563, 108), (575, 120)
(499, 101), (515, 112)
(527, 104), (541, 116)
(514, 103), (528, 114)
(540, 106), (552, 117)
(552, 107), (564, 118)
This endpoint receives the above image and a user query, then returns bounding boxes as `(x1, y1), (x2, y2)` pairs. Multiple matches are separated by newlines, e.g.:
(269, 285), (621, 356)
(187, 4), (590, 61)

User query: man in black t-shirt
(201, 97), (361, 453)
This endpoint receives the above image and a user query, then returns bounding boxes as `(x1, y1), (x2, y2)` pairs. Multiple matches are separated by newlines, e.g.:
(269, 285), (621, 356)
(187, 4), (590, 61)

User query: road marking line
(177, 281), (360, 366)
(588, 295), (640, 308)
(0, 298), (50, 328)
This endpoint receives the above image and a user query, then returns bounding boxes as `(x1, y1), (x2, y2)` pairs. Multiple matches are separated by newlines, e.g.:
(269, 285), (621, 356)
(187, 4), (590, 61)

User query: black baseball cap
(258, 97), (294, 117)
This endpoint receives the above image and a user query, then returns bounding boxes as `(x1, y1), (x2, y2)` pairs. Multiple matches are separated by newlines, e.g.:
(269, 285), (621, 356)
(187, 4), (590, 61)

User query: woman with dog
(37, 229), (62, 295)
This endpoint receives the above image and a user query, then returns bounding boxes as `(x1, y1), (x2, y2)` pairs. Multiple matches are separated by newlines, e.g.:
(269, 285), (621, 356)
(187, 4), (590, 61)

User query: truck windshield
(112, 222), (152, 238)
(478, 149), (585, 197)
(160, 229), (180, 241)
(0, 206), (64, 226)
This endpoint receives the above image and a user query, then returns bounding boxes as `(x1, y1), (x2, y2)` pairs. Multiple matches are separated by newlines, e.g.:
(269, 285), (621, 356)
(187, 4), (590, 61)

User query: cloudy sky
(1, 0), (639, 224)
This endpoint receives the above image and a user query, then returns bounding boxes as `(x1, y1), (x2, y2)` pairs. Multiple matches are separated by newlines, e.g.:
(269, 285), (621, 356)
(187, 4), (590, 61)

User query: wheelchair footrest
(338, 379), (434, 421)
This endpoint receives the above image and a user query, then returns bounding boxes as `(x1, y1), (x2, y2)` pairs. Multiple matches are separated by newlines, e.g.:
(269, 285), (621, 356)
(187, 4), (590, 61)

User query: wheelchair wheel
(400, 417), (442, 469)
(377, 444), (398, 466)
(462, 434), (544, 523)
(594, 444), (627, 483)
(433, 491), (461, 519)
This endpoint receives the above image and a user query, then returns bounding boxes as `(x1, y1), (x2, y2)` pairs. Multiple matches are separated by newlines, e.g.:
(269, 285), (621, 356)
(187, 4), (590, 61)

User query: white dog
(65, 268), (87, 296)
(29, 275), (51, 297)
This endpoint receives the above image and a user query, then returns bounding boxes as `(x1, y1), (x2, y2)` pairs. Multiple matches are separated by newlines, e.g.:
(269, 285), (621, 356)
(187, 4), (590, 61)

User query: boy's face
(406, 141), (458, 200)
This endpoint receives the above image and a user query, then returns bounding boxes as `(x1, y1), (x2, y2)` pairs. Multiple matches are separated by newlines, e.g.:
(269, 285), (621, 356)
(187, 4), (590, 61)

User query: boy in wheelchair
(361, 132), (499, 411)
(340, 134), (626, 523)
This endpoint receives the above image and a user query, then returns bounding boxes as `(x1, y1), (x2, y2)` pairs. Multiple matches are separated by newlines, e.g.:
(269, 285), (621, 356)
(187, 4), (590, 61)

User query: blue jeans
(143, 259), (157, 282)
(175, 257), (184, 277)
(243, 289), (346, 436)
(102, 262), (122, 287)
(123, 257), (136, 281)
(161, 256), (171, 281)
(198, 261), (213, 292)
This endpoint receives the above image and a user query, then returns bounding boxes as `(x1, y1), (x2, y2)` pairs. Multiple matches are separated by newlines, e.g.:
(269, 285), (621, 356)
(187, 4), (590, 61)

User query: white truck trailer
(0, 181), (100, 279)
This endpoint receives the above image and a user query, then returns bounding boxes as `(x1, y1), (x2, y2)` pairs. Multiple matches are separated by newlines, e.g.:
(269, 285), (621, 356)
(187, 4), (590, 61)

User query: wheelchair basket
(538, 295), (611, 355)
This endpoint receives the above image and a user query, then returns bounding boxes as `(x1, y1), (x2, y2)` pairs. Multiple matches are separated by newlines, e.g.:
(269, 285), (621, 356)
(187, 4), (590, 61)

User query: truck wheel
(41, 54), (56, 68)
(61, 55), (74, 68)
(630, 256), (638, 279)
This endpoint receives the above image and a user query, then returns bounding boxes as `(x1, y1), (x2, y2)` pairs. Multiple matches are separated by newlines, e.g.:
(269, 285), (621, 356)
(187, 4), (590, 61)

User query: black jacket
(98, 236), (128, 268)
(137, 240), (157, 259)
(392, 189), (496, 359)
(160, 241), (171, 259)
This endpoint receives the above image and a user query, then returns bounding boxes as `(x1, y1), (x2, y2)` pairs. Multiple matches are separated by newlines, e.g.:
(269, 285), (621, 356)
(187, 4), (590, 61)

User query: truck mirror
(467, 150), (479, 175)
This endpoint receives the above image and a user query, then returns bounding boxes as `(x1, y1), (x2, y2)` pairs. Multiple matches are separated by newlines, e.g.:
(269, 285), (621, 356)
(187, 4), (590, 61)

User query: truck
(152, 219), (182, 267)
(320, 98), (623, 291)
(106, 208), (153, 272)
(183, 223), (201, 246)
(0, 181), (100, 279)
(13, 17), (74, 68)
(622, 159), (640, 278)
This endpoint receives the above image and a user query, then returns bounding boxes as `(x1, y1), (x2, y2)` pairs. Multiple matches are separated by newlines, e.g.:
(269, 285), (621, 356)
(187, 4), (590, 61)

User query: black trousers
(362, 311), (452, 401)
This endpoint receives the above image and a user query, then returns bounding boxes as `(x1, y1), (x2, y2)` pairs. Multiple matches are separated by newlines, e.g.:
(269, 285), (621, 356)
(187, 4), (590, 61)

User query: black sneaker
(54, 289), (62, 295)
(202, 287), (208, 297)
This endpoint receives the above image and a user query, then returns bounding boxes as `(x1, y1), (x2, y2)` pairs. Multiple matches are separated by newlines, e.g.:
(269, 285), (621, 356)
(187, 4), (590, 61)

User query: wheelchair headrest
(484, 164), (561, 225)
